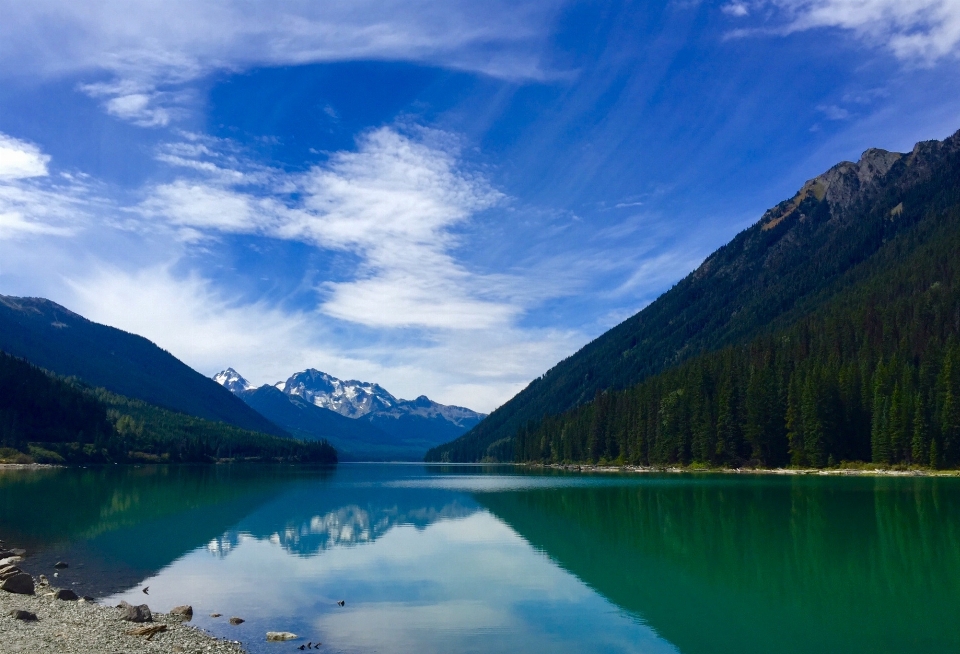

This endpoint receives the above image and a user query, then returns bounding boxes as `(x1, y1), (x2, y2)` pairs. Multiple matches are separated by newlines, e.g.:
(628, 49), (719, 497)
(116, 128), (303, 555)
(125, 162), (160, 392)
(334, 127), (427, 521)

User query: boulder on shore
(118, 601), (153, 623)
(170, 605), (193, 619)
(54, 589), (78, 601)
(10, 609), (38, 621)
(1, 572), (35, 595)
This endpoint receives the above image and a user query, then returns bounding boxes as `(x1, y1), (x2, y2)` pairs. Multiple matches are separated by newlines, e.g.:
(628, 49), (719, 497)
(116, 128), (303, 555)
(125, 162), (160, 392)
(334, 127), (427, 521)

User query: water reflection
(3, 465), (960, 654)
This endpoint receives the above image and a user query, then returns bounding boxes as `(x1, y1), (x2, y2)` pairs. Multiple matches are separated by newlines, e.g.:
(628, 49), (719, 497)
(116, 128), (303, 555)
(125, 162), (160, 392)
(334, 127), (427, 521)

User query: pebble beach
(0, 563), (247, 654)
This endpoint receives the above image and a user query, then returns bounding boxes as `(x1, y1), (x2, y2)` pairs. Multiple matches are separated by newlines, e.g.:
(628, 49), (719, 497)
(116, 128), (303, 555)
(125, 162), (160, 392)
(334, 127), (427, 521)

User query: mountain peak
(278, 368), (399, 418)
(213, 367), (254, 394)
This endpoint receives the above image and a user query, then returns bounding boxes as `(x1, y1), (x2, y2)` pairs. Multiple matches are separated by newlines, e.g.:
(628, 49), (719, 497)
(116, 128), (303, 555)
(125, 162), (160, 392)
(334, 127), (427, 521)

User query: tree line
(516, 208), (960, 468)
(0, 351), (337, 464)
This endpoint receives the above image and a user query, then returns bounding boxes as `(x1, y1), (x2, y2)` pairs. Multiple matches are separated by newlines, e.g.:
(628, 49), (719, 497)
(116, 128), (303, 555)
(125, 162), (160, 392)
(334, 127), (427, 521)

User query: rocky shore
(0, 546), (246, 654)
(535, 463), (960, 476)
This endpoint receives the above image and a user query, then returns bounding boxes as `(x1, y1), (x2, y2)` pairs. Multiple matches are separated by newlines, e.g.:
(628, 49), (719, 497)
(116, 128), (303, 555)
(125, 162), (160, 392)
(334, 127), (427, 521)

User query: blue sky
(1, 0), (959, 412)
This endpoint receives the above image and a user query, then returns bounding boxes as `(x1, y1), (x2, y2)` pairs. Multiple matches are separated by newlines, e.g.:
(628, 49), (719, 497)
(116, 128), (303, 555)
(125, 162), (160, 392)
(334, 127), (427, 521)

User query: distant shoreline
(526, 463), (960, 477)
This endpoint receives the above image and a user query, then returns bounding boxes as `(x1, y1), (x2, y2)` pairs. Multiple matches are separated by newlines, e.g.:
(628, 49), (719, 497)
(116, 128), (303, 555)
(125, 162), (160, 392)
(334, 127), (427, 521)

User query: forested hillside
(516, 205), (960, 467)
(0, 296), (286, 436)
(0, 352), (336, 464)
(429, 129), (960, 463)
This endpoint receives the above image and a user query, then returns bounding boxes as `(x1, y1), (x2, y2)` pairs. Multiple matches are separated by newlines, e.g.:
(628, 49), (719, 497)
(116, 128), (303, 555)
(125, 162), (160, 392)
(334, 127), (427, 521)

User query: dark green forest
(428, 131), (960, 463)
(0, 351), (336, 464)
(515, 202), (960, 468)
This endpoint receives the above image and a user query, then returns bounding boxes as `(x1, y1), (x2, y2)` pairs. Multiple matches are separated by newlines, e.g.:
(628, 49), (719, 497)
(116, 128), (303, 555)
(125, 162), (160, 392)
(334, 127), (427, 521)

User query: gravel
(0, 582), (247, 654)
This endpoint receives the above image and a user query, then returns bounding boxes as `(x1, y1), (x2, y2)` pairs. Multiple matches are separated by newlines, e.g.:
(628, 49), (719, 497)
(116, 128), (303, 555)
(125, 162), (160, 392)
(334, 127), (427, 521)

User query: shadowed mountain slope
(0, 296), (286, 436)
(428, 130), (960, 461)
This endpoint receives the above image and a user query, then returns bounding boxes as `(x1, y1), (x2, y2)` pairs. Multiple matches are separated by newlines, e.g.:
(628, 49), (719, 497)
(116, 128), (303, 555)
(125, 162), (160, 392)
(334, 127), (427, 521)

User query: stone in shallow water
(266, 632), (298, 641)
(54, 589), (78, 601)
(10, 609), (37, 621)
(54, 561), (68, 569)
(170, 605), (193, 619)
(1, 572), (34, 595)
(229, 617), (245, 625)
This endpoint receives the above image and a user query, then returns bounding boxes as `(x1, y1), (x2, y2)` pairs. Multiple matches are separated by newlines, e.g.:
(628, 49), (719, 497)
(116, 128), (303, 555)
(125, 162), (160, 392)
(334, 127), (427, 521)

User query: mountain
(0, 296), (287, 437)
(215, 367), (485, 460)
(0, 351), (336, 465)
(427, 129), (960, 462)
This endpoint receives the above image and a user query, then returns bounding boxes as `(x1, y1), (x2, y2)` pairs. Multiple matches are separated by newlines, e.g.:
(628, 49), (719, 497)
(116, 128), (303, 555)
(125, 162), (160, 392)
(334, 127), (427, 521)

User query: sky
(1, 0), (960, 412)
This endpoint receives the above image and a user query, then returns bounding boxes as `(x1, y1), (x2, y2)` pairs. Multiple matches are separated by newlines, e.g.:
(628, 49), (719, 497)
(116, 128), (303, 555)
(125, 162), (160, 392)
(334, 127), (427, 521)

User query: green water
(1, 465), (958, 653)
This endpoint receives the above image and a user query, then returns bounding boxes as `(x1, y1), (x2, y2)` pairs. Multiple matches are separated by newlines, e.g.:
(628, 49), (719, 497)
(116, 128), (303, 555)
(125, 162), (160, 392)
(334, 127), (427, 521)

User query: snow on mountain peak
(213, 367), (254, 394)
(279, 368), (399, 419)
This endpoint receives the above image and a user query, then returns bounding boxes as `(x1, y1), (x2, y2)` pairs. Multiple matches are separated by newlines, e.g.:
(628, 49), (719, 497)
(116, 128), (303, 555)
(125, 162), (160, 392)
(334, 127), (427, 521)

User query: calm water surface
(1, 463), (959, 653)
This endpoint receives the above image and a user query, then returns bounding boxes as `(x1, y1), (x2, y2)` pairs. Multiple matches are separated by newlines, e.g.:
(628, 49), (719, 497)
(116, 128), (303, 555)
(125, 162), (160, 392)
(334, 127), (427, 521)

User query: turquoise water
(2, 464), (959, 653)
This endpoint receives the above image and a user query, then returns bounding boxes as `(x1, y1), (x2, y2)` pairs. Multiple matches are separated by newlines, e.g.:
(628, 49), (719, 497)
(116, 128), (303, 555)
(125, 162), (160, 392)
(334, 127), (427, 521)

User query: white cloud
(0, 0), (565, 126)
(722, 3), (750, 17)
(737, 0), (960, 62)
(0, 126), (583, 412)
(142, 127), (516, 331)
(0, 134), (49, 179)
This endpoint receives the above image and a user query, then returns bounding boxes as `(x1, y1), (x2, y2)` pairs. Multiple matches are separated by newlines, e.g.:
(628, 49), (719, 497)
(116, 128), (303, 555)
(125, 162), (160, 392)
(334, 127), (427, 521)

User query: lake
(1, 464), (959, 653)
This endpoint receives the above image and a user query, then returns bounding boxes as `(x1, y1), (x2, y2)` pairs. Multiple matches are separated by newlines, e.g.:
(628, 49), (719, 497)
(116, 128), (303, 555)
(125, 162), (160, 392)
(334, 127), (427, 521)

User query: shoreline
(0, 543), (246, 654)
(527, 463), (960, 477)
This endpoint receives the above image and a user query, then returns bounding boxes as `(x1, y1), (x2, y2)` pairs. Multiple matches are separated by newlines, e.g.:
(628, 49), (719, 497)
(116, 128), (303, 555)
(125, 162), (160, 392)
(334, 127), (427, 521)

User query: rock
(9, 548), (25, 557)
(54, 561), (68, 569)
(38, 574), (48, 585)
(0, 556), (23, 566)
(229, 617), (244, 625)
(0, 572), (35, 595)
(54, 589), (79, 601)
(119, 603), (153, 623)
(266, 632), (298, 641)
(0, 564), (21, 580)
(83, 596), (95, 602)
(10, 609), (38, 621)
(169, 605), (193, 619)
(127, 624), (167, 639)
(210, 613), (222, 618)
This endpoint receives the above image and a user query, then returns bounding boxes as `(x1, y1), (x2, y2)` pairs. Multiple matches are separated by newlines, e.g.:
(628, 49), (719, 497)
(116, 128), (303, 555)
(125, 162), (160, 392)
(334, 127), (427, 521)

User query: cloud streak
(727, 0), (960, 62)
(0, 0), (566, 126)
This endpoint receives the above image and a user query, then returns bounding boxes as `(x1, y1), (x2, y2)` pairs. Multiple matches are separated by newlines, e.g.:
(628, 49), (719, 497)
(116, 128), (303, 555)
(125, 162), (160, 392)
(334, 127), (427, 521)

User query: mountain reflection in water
(2, 464), (959, 654)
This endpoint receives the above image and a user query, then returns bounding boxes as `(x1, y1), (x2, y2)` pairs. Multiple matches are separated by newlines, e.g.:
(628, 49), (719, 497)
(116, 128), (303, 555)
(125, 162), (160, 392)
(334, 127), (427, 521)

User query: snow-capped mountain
(213, 367), (254, 395)
(213, 367), (486, 460)
(276, 368), (484, 426)
(276, 369), (396, 419)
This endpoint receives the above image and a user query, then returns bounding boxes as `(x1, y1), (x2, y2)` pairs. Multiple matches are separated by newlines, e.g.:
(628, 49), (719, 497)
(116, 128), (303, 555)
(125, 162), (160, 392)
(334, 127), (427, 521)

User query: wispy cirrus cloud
(725, 0), (960, 63)
(0, 0), (567, 126)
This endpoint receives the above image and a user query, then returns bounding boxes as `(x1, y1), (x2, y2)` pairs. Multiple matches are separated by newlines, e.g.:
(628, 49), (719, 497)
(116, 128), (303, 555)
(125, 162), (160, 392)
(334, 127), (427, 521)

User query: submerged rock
(54, 561), (68, 569)
(229, 617), (245, 625)
(266, 632), (298, 641)
(1, 572), (35, 595)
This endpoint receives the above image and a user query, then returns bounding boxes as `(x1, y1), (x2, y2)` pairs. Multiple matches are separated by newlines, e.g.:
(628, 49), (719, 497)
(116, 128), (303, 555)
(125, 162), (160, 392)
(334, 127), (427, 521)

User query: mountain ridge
(215, 366), (485, 460)
(427, 129), (960, 462)
(0, 296), (288, 437)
